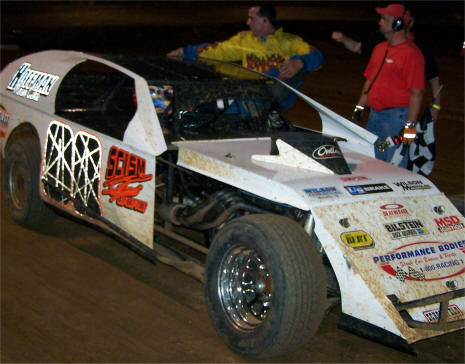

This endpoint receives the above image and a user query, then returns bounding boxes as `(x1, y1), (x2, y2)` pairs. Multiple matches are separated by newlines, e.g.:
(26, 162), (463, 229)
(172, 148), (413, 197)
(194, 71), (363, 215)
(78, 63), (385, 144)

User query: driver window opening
(55, 60), (136, 140)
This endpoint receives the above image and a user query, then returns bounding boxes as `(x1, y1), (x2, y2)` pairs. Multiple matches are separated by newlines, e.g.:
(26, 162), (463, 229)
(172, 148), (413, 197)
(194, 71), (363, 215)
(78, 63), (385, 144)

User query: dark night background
(1, 1), (464, 63)
(1, 1), (464, 195)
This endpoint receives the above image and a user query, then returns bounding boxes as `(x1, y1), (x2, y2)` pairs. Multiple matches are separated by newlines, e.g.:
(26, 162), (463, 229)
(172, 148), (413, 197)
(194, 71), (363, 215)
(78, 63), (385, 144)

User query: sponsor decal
(0, 109), (9, 138)
(103, 146), (153, 213)
(380, 203), (410, 218)
(384, 219), (429, 239)
(423, 304), (464, 323)
(393, 180), (432, 191)
(7, 62), (59, 101)
(434, 215), (465, 233)
(341, 231), (374, 250)
(372, 240), (465, 282)
(312, 144), (343, 160)
(339, 176), (369, 182)
(345, 183), (393, 195)
(304, 186), (341, 199)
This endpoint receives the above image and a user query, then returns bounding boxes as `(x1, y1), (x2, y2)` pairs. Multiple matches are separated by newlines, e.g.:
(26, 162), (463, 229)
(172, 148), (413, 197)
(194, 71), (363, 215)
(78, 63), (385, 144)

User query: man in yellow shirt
(168, 4), (324, 108)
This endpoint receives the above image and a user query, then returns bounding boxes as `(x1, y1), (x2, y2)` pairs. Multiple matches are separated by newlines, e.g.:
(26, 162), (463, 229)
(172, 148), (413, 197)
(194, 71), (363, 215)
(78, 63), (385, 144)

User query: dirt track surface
(1, 2), (464, 363)
(2, 206), (464, 363)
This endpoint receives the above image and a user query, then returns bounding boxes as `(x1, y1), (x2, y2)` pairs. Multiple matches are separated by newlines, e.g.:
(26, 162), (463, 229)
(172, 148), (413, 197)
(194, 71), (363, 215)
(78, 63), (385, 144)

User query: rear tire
(205, 214), (326, 358)
(3, 134), (55, 228)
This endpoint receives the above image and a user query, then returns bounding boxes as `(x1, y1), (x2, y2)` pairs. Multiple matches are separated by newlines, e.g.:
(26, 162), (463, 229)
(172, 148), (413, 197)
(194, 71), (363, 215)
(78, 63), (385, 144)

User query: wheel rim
(218, 244), (272, 331)
(8, 159), (29, 211)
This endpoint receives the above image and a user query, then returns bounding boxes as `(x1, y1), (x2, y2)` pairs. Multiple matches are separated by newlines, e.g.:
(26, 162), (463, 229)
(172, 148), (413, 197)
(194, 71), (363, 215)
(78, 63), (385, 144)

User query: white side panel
(312, 193), (465, 343)
(99, 141), (156, 248)
(175, 138), (329, 211)
(40, 119), (156, 248)
(122, 78), (167, 156)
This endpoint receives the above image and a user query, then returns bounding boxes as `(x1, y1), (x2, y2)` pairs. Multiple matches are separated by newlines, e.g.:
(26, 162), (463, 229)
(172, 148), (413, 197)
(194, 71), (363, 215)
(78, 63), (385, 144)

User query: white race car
(1, 50), (464, 358)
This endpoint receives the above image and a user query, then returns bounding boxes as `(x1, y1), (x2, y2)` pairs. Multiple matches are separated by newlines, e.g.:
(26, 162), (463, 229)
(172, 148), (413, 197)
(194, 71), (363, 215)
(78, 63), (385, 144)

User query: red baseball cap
(376, 3), (411, 25)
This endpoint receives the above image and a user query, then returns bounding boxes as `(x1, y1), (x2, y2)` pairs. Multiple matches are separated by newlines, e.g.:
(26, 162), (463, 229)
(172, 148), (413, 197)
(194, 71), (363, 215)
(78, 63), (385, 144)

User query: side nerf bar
(387, 288), (465, 331)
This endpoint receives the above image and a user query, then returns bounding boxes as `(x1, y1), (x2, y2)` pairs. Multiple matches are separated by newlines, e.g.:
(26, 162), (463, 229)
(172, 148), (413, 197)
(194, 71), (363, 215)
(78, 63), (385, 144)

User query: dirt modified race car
(1, 50), (464, 358)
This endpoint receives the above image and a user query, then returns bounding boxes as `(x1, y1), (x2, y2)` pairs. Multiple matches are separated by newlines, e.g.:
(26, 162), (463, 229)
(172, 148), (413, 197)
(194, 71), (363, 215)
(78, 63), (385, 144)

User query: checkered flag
(408, 108), (435, 176)
(409, 266), (426, 281)
(395, 267), (408, 282)
(389, 142), (408, 168)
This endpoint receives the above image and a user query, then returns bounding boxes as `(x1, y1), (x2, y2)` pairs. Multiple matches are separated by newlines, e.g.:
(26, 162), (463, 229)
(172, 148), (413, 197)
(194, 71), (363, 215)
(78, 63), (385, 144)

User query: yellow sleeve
(286, 34), (312, 56)
(198, 32), (246, 62)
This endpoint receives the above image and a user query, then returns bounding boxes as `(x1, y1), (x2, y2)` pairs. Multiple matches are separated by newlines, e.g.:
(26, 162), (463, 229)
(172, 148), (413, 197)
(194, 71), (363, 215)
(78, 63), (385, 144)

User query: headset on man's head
(392, 4), (412, 32)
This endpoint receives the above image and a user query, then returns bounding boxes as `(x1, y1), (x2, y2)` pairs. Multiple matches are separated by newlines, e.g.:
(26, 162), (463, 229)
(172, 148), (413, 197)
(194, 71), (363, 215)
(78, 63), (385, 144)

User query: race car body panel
(0, 50), (161, 248)
(312, 193), (465, 342)
(39, 119), (157, 248)
(0, 50), (167, 156)
(175, 137), (440, 210)
(175, 135), (464, 342)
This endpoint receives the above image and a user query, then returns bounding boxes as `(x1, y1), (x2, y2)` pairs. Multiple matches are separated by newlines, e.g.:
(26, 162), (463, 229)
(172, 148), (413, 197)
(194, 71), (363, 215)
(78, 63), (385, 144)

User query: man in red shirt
(353, 4), (425, 168)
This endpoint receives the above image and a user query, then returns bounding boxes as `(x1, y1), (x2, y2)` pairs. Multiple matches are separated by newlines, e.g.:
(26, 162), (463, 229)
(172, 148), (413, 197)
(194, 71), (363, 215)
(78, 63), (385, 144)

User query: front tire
(205, 214), (326, 358)
(3, 134), (55, 228)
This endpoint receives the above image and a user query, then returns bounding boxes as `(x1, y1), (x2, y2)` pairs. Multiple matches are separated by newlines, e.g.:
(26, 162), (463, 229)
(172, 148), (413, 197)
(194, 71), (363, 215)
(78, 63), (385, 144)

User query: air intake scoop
(252, 132), (352, 175)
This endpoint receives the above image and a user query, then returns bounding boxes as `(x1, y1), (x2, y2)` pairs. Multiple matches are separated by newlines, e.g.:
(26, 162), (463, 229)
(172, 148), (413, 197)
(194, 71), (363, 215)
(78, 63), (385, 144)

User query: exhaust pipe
(158, 190), (267, 230)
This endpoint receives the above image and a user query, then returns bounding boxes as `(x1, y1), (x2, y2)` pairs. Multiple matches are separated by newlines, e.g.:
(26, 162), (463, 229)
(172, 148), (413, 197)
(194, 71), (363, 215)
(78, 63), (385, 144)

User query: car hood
(175, 137), (439, 211)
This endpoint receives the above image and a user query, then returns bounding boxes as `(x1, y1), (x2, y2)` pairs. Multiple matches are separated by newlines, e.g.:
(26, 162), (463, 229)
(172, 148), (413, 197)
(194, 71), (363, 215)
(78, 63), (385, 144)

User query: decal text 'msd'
(102, 146), (153, 213)
(434, 215), (465, 233)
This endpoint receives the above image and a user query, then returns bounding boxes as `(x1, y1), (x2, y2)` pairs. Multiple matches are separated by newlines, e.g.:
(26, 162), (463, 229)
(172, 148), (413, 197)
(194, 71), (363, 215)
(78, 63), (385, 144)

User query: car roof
(94, 54), (268, 83)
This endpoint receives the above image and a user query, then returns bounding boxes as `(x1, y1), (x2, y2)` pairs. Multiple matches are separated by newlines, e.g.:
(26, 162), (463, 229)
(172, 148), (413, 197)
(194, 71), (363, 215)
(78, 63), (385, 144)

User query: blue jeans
(366, 107), (409, 168)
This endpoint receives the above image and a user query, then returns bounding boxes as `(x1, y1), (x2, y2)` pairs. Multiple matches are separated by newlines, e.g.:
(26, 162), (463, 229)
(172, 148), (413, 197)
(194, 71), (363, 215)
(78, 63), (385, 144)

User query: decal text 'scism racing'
(103, 146), (153, 213)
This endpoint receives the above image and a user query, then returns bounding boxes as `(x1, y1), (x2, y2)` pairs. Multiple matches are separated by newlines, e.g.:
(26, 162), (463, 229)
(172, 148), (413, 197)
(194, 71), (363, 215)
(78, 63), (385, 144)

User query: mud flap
(338, 313), (416, 355)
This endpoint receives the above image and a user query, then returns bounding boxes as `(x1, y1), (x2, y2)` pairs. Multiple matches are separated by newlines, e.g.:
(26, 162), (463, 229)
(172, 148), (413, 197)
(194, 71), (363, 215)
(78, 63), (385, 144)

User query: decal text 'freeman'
(7, 62), (59, 101)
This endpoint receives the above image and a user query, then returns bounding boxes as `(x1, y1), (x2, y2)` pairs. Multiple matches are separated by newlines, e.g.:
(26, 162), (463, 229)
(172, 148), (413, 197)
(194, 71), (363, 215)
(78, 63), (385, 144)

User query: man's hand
(430, 104), (440, 122)
(351, 105), (365, 124)
(167, 48), (184, 57)
(331, 32), (344, 42)
(331, 31), (362, 53)
(402, 122), (417, 145)
(278, 59), (303, 79)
